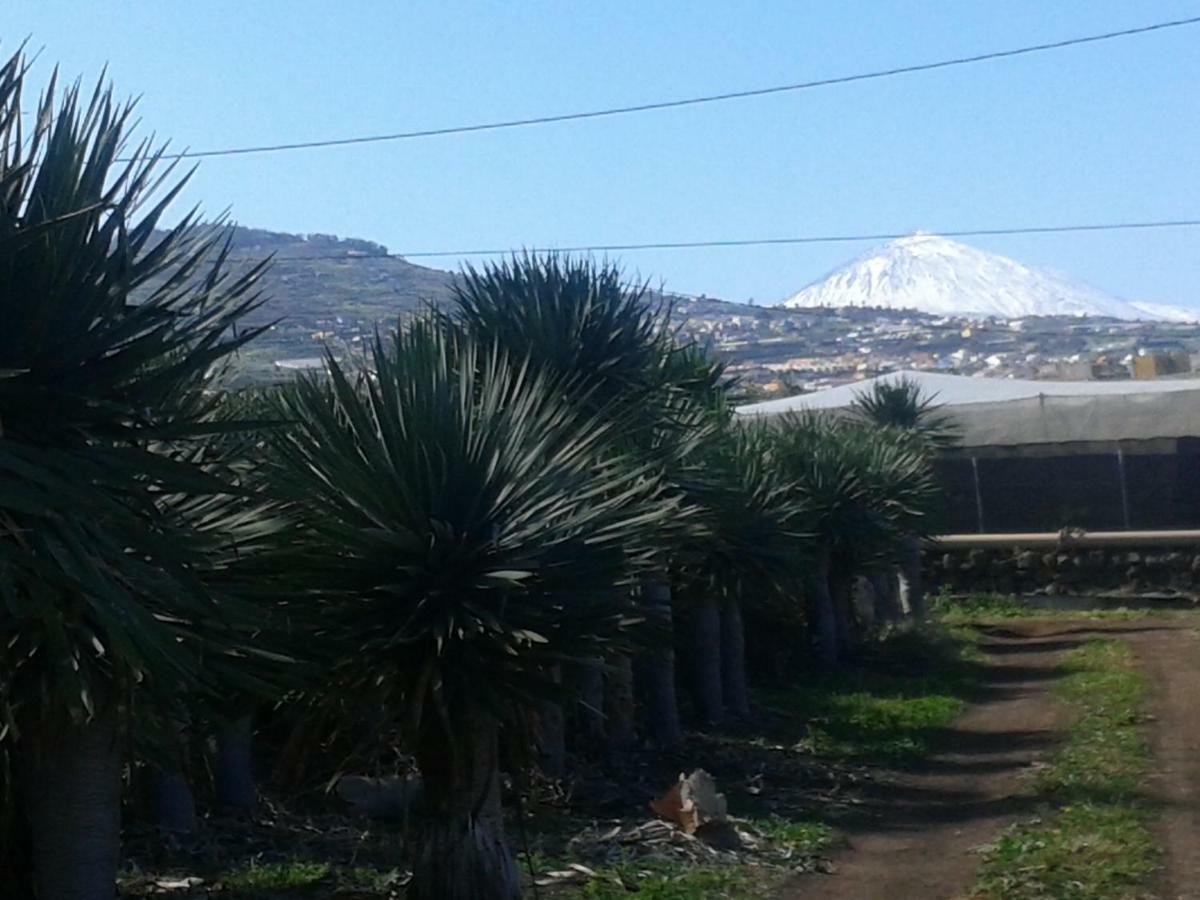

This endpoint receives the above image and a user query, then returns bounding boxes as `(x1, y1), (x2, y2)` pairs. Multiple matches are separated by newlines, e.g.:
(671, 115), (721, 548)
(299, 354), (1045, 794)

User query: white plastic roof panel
(735, 371), (1200, 447)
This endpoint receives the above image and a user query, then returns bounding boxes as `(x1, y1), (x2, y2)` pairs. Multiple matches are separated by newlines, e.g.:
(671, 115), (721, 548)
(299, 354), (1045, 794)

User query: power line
(232, 219), (1200, 264)
(131, 16), (1200, 162)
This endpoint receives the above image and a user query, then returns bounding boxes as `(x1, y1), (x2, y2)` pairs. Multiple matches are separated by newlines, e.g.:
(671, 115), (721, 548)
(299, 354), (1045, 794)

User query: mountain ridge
(780, 234), (1194, 322)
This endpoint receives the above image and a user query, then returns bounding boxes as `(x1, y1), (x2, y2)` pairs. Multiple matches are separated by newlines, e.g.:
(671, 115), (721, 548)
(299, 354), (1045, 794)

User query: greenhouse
(737, 371), (1200, 533)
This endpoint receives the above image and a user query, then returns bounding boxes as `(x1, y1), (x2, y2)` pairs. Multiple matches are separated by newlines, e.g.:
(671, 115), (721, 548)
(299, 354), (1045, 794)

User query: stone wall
(925, 544), (1200, 597)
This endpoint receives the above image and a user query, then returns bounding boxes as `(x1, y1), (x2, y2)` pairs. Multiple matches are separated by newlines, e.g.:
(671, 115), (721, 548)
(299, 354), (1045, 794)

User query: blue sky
(9, 1), (1200, 307)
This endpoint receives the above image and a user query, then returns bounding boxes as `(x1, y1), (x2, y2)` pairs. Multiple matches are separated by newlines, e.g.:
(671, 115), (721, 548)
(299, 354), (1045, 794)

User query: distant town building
(1133, 351), (1191, 380)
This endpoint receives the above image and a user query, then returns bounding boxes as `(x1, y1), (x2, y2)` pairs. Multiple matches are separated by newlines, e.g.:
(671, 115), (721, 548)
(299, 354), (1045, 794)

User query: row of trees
(0, 53), (950, 899)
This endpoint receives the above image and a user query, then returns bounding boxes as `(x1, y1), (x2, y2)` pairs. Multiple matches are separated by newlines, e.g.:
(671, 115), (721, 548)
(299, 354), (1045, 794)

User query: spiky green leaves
(673, 420), (810, 599)
(0, 48), (277, 739)
(849, 377), (961, 450)
(771, 414), (940, 570)
(453, 255), (673, 423)
(266, 321), (675, 736)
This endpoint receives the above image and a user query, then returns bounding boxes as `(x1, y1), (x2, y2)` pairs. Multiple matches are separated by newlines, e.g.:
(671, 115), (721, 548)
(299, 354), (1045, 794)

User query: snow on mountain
(1126, 300), (1197, 323)
(780, 233), (1195, 322)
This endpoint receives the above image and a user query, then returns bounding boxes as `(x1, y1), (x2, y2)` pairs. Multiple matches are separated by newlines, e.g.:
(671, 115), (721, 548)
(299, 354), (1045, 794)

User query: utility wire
(231, 219), (1200, 263)
(129, 16), (1200, 161)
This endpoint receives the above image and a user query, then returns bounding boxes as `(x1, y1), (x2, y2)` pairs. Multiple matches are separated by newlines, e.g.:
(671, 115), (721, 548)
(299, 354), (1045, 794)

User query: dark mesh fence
(934, 447), (1200, 533)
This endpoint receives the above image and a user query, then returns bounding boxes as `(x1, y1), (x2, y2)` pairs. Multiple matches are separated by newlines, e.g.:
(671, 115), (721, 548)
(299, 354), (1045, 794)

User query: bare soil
(781, 618), (1200, 900)
(1130, 622), (1200, 900)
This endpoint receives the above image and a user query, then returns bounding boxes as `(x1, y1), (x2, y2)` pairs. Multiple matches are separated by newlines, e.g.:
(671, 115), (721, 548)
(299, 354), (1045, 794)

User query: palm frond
(849, 376), (961, 450)
(0, 48), (278, 739)
(264, 320), (676, 739)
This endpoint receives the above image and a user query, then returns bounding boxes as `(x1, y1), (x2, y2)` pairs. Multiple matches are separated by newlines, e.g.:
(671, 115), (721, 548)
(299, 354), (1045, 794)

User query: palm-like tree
(0, 53), (277, 899)
(674, 420), (807, 724)
(772, 415), (939, 665)
(453, 256), (706, 751)
(850, 376), (961, 450)
(265, 321), (672, 899)
(850, 377), (958, 617)
(453, 255), (674, 423)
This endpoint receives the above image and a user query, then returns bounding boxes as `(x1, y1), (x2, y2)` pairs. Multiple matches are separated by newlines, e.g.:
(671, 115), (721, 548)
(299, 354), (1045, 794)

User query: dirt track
(1134, 623), (1200, 900)
(782, 618), (1200, 900)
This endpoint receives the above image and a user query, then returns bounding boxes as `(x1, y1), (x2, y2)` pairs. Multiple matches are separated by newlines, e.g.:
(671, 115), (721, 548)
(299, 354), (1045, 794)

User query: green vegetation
(578, 860), (766, 900)
(931, 588), (1184, 624)
(850, 375), (962, 449)
(749, 815), (840, 855)
(0, 46), (287, 900)
(212, 861), (404, 897)
(771, 414), (942, 665)
(794, 689), (965, 760)
(931, 589), (1032, 620)
(973, 640), (1157, 900)
(760, 626), (977, 760)
(520, 818), (839, 900)
(221, 861), (331, 893)
(4, 47), (980, 900)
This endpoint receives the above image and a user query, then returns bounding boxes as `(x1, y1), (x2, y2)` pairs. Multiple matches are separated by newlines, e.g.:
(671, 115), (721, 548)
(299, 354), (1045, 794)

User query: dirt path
(781, 619), (1200, 900)
(780, 621), (1074, 900)
(1126, 622), (1200, 900)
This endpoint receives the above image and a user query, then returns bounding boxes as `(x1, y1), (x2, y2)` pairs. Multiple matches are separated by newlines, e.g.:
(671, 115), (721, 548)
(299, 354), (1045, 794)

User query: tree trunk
(603, 654), (637, 749)
(213, 714), (256, 813)
(871, 571), (902, 625)
(576, 661), (606, 744)
(810, 549), (839, 668)
(22, 704), (122, 900)
(536, 668), (565, 777)
(147, 716), (196, 838)
(691, 594), (723, 728)
(720, 596), (750, 719)
(637, 580), (682, 750)
(410, 716), (520, 900)
(832, 573), (858, 660)
(899, 536), (926, 621)
(149, 767), (197, 837)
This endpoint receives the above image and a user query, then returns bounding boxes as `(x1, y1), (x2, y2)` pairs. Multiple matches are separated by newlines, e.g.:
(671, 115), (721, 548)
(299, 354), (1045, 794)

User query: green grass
(748, 815), (840, 856)
(216, 861), (403, 897)
(788, 688), (965, 760)
(524, 816), (838, 899)
(972, 640), (1158, 900)
(932, 588), (1188, 625)
(574, 858), (772, 899)
(931, 589), (1031, 621)
(758, 625), (978, 761)
(221, 861), (331, 893)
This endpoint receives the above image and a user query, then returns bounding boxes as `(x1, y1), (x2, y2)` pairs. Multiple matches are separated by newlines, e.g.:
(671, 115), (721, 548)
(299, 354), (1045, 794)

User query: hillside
(186, 226), (1200, 391)
(212, 226), (760, 379)
(213, 228), (456, 377)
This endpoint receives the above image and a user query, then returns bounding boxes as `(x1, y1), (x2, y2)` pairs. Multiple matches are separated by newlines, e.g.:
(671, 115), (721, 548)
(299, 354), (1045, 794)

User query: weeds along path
(781, 620), (1088, 900)
(1127, 621), (1200, 900)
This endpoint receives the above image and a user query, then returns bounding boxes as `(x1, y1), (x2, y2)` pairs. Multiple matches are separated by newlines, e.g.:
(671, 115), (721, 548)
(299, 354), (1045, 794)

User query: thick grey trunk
(536, 668), (565, 776)
(213, 714), (256, 812)
(410, 716), (520, 900)
(637, 580), (682, 750)
(720, 596), (750, 719)
(149, 768), (197, 837)
(691, 594), (723, 728)
(832, 574), (858, 659)
(576, 661), (606, 744)
(870, 571), (903, 625)
(899, 536), (926, 620)
(147, 716), (196, 837)
(811, 550), (839, 668)
(603, 654), (636, 749)
(22, 704), (122, 900)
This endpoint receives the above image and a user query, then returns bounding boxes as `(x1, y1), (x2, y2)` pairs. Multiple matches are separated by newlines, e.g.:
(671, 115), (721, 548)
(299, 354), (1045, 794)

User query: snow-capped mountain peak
(780, 234), (1194, 322)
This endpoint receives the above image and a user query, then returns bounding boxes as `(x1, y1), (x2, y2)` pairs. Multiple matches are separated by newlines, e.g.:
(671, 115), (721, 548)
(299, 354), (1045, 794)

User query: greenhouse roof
(735, 371), (1200, 448)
